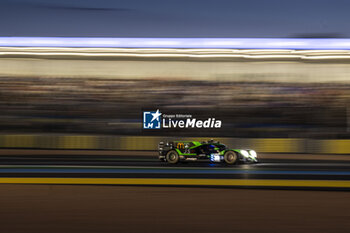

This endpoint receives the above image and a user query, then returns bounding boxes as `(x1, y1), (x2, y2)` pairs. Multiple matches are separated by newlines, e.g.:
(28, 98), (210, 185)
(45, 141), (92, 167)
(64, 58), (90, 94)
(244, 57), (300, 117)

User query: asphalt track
(0, 150), (350, 190)
(0, 185), (349, 233)
(0, 150), (349, 233)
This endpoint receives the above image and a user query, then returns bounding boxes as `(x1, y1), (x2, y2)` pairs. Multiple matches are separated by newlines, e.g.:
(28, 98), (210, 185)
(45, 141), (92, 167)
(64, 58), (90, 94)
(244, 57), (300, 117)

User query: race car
(158, 139), (258, 165)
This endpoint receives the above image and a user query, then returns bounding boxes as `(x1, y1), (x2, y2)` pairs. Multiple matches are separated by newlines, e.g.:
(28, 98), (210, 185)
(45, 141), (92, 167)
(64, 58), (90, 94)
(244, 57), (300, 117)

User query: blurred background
(1, 46), (350, 139)
(1, 0), (350, 152)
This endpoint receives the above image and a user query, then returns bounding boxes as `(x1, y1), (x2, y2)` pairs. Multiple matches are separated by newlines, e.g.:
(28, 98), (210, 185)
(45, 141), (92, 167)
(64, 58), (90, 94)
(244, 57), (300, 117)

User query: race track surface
(0, 185), (349, 233)
(0, 150), (349, 232)
(0, 150), (349, 190)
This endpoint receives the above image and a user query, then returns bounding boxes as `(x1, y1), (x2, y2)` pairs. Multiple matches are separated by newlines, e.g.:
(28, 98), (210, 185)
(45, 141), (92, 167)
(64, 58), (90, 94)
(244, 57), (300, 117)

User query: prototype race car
(158, 139), (258, 165)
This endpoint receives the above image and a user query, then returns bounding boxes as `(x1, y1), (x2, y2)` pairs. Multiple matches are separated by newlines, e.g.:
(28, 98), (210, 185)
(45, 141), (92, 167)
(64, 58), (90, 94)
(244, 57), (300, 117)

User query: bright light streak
(291, 50), (350, 54)
(246, 55), (302, 59)
(267, 41), (306, 47)
(1, 37), (350, 49)
(302, 55), (350, 59)
(240, 150), (250, 157)
(144, 41), (181, 46)
(249, 150), (257, 158)
(201, 41), (242, 46)
(239, 49), (294, 54)
(1, 50), (350, 60)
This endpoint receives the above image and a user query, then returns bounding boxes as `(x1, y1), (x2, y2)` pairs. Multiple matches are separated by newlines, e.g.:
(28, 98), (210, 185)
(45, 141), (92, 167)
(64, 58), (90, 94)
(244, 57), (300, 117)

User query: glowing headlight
(249, 150), (257, 158)
(240, 150), (249, 157)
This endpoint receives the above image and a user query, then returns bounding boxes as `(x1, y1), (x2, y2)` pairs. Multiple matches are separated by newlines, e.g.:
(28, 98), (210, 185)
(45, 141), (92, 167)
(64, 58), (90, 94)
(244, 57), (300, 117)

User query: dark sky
(0, 0), (349, 37)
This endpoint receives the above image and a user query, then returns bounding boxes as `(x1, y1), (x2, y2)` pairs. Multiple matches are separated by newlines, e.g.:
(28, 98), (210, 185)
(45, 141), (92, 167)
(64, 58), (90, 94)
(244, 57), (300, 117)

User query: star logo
(150, 109), (162, 122)
(143, 109), (162, 129)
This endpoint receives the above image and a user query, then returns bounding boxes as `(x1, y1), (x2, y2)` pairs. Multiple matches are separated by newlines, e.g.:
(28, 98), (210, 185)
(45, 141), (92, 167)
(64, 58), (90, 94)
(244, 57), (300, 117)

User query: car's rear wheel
(224, 151), (238, 165)
(166, 150), (179, 164)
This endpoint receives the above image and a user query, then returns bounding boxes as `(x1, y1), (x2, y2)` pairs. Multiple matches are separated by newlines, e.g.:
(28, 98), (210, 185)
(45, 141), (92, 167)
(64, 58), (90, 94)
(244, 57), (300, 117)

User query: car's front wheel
(224, 151), (238, 165)
(166, 150), (179, 164)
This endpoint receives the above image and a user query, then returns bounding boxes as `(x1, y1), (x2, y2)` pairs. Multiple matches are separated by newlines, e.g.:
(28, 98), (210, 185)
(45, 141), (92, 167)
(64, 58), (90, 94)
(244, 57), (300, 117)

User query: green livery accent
(172, 141), (245, 157)
(192, 141), (202, 147)
(175, 148), (196, 156)
(159, 139), (258, 164)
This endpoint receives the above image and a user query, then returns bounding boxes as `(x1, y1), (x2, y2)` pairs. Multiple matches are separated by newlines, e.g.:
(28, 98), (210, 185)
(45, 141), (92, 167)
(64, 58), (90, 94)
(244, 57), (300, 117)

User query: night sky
(0, 0), (349, 37)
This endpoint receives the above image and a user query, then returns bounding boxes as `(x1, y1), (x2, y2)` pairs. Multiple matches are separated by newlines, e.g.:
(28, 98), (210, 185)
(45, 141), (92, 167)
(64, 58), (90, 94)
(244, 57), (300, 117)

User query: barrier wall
(0, 134), (349, 154)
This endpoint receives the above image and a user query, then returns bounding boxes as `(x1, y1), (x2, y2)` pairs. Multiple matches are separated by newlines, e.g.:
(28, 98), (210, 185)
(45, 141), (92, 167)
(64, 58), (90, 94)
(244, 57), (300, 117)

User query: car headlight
(240, 150), (249, 157)
(249, 150), (257, 158)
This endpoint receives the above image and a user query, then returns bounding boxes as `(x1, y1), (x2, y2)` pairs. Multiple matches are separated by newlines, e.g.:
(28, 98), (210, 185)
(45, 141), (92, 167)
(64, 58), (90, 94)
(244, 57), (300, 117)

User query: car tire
(224, 151), (238, 165)
(166, 150), (180, 164)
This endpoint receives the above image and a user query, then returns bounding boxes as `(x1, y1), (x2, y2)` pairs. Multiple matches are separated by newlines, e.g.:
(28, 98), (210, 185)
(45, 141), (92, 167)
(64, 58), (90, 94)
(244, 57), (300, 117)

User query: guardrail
(0, 135), (349, 154)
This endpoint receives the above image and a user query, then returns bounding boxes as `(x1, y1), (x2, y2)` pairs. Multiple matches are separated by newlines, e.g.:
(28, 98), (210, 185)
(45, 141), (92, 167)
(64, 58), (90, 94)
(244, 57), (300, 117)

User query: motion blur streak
(3, 37), (350, 49)
(2, 48), (350, 59)
(0, 178), (350, 188)
(1, 38), (350, 143)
